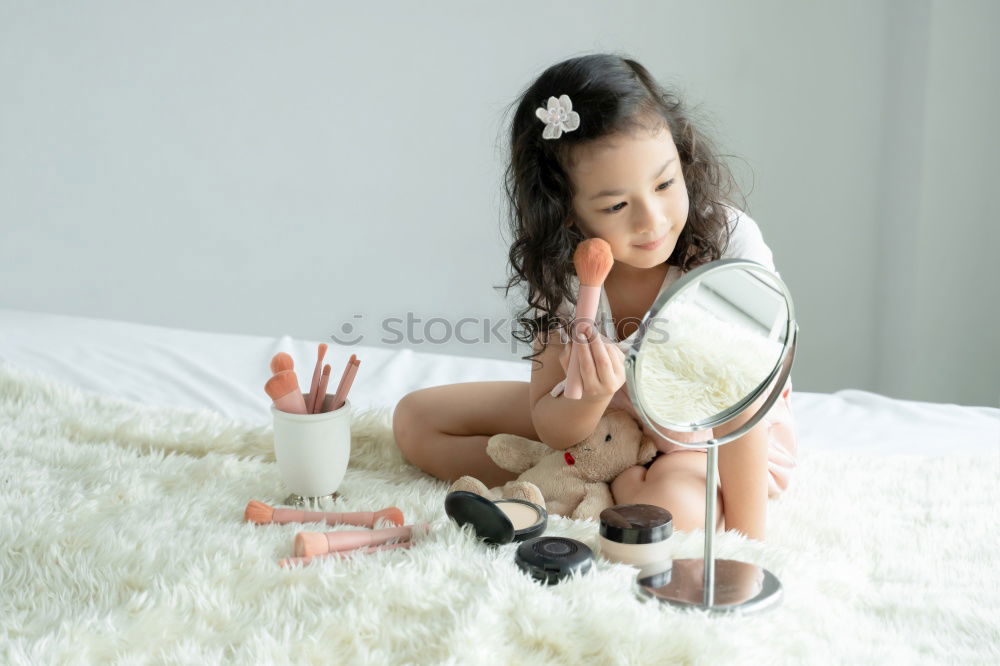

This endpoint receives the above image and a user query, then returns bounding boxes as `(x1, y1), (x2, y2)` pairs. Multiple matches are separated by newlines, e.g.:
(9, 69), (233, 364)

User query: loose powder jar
(598, 503), (673, 569)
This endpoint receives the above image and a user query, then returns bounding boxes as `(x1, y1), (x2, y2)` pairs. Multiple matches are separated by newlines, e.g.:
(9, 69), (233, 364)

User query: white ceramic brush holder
(271, 393), (352, 501)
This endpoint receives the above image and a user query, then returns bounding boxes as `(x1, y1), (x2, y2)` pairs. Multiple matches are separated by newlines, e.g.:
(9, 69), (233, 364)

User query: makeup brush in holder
(265, 345), (362, 504)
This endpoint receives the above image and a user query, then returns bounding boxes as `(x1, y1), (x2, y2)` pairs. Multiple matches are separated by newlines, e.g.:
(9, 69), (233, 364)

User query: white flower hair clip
(535, 94), (580, 140)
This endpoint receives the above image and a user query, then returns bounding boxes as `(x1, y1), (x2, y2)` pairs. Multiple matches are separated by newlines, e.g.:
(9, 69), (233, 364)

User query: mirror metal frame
(619, 258), (798, 614)
(623, 258), (797, 450)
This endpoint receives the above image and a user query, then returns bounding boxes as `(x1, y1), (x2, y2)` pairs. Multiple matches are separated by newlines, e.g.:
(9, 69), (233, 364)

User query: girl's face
(566, 124), (689, 277)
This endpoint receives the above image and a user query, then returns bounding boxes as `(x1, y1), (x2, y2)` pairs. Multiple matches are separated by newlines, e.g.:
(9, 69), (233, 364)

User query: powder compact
(444, 491), (547, 545)
(515, 536), (594, 585)
(597, 503), (674, 571)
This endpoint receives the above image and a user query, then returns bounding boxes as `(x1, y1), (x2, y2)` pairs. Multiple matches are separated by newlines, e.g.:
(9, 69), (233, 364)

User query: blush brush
(564, 238), (614, 399)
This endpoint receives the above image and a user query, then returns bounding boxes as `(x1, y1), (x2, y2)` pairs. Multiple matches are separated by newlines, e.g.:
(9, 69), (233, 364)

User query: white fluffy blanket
(1, 362), (997, 664)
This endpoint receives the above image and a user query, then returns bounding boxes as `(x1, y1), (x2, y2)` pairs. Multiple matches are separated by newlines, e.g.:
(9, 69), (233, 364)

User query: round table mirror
(622, 258), (798, 614)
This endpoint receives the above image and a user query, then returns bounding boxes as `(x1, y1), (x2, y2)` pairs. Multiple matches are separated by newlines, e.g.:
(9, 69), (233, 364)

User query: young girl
(393, 53), (796, 541)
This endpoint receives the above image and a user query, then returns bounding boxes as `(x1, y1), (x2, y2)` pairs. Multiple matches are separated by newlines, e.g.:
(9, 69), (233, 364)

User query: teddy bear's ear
(637, 437), (658, 465)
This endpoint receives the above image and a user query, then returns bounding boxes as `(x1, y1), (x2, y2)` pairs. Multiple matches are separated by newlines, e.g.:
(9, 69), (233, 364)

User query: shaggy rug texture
(1, 361), (997, 665)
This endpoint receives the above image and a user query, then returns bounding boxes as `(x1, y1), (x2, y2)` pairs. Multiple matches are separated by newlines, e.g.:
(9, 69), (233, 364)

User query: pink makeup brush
(312, 364), (331, 414)
(270, 352), (294, 374)
(564, 239), (614, 400)
(244, 500), (405, 528)
(307, 343), (328, 414)
(278, 541), (413, 568)
(294, 522), (431, 558)
(265, 370), (308, 415)
(331, 355), (360, 411)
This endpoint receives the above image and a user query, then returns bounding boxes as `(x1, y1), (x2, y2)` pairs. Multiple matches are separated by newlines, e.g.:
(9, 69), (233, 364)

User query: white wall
(874, 1), (1000, 406)
(1, 0), (996, 406)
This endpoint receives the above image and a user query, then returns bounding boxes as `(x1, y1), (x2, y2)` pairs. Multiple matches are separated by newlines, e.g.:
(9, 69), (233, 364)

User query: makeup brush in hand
(564, 238), (614, 399)
(265, 369), (309, 414)
(244, 500), (405, 528)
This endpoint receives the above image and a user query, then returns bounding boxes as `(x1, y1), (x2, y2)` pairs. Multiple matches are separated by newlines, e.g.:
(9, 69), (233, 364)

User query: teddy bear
(447, 408), (658, 521)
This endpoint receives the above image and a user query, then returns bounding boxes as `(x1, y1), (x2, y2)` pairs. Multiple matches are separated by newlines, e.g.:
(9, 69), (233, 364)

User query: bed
(2, 306), (997, 664)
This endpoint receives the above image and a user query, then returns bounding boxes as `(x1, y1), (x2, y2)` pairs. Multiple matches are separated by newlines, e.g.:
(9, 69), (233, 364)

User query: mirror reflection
(635, 266), (789, 427)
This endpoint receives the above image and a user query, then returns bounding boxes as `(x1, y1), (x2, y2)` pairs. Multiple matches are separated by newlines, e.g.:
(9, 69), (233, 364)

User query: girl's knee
(620, 474), (723, 533)
(611, 465), (648, 504)
(392, 393), (428, 462)
(668, 486), (725, 533)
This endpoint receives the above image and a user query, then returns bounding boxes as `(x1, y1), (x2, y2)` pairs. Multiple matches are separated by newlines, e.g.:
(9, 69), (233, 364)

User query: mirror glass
(634, 263), (790, 429)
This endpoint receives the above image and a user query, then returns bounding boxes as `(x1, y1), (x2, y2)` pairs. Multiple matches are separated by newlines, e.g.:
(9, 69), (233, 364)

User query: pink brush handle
(308, 345), (328, 414)
(313, 365), (332, 414)
(564, 285), (601, 400)
(331, 355), (354, 405)
(331, 358), (359, 411)
(273, 508), (382, 528)
(324, 522), (428, 552)
(279, 541), (412, 567)
(273, 389), (308, 415)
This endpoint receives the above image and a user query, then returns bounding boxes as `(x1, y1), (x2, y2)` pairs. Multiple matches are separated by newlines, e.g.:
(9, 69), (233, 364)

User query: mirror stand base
(637, 558), (782, 614)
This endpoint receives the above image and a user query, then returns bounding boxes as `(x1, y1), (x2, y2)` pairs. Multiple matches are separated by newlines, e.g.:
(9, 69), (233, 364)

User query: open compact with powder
(444, 491), (547, 545)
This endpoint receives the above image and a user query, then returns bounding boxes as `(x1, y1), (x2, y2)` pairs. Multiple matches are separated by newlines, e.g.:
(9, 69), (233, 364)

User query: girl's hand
(559, 323), (626, 402)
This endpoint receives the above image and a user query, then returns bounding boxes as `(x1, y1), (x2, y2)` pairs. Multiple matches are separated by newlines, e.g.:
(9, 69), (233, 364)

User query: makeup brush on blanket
(564, 238), (615, 399)
(278, 541), (413, 568)
(244, 499), (404, 528)
(294, 522), (431, 558)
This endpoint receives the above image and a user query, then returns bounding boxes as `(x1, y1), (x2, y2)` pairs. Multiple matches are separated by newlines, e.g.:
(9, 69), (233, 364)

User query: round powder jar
(598, 504), (673, 568)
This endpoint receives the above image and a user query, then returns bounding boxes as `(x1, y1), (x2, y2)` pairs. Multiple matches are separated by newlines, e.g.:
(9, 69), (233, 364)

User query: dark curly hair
(497, 52), (749, 369)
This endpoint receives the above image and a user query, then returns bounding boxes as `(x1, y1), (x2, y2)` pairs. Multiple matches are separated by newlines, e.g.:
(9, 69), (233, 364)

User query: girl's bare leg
(392, 381), (538, 488)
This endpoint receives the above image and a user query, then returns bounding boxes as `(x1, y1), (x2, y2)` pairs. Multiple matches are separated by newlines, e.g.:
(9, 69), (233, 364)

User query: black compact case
(444, 491), (547, 545)
(515, 536), (594, 585)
